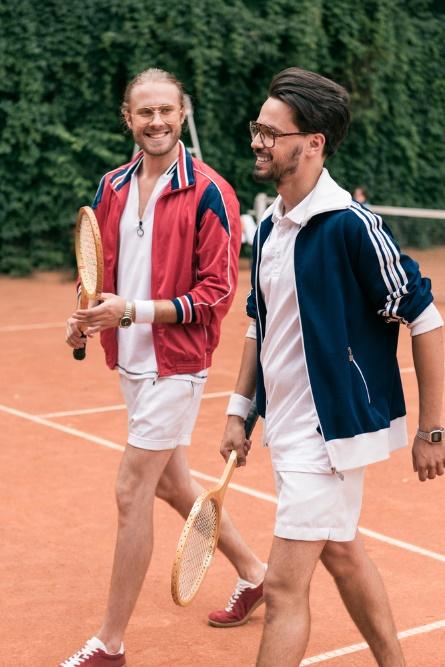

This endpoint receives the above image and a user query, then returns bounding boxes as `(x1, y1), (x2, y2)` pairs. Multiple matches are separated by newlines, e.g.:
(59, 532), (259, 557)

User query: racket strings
(79, 215), (98, 294)
(177, 498), (218, 602)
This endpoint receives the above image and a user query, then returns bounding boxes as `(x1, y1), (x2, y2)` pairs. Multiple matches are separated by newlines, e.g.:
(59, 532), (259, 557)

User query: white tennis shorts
(274, 467), (365, 542)
(119, 375), (205, 450)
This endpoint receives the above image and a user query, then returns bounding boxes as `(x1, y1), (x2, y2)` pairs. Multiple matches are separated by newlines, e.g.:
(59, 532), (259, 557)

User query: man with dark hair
(220, 67), (444, 666)
(62, 68), (265, 667)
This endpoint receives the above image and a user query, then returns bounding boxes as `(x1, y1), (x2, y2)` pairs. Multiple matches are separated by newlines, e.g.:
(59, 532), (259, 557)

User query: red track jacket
(92, 142), (241, 374)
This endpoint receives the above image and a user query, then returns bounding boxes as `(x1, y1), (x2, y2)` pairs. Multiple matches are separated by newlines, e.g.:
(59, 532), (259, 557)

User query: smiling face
(124, 80), (185, 160)
(251, 96), (308, 185)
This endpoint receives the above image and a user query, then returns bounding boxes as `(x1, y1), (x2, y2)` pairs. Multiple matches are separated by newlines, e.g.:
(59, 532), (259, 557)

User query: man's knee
(115, 474), (139, 516)
(263, 566), (310, 614)
(115, 455), (158, 515)
(322, 539), (364, 579)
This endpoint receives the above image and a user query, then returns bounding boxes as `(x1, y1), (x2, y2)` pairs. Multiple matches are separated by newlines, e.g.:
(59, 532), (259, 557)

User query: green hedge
(1, 0), (444, 274)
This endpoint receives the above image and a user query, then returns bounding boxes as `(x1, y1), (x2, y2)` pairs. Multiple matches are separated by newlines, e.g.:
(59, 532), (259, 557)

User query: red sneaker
(58, 637), (126, 666)
(208, 577), (264, 627)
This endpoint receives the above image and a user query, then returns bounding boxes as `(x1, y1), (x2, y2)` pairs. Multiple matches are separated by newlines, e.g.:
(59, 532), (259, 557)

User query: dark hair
(121, 68), (185, 118)
(268, 67), (350, 158)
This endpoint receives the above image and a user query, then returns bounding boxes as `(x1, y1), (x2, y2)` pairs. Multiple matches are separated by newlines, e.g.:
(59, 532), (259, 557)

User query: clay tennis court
(1, 248), (444, 667)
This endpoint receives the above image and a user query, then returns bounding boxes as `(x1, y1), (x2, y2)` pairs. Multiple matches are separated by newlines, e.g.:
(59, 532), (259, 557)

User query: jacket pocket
(347, 346), (371, 404)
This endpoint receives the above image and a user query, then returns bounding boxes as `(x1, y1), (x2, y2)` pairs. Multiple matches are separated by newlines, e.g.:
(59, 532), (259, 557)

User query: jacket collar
(110, 141), (196, 194)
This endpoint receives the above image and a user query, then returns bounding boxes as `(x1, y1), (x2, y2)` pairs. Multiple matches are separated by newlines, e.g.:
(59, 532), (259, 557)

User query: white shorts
(119, 375), (205, 450)
(274, 468), (365, 542)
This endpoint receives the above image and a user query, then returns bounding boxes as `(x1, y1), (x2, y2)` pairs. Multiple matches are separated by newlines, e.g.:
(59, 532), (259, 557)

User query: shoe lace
(225, 579), (252, 612)
(60, 643), (98, 666)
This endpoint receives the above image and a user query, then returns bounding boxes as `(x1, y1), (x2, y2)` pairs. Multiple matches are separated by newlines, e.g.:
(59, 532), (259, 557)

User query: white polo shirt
(260, 192), (332, 473)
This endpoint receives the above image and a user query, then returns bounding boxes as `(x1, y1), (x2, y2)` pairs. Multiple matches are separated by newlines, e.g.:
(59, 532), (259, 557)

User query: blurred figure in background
(352, 185), (370, 206)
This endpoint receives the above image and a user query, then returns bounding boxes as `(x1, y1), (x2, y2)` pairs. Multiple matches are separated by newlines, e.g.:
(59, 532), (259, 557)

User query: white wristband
(134, 299), (155, 323)
(226, 393), (252, 419)
(245, 322), (257, 339)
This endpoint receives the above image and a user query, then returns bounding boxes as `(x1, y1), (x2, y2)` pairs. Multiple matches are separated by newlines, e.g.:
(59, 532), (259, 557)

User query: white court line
(38, 391), (231, 418)
(0, 322), (65, 332)
(2, 401), (445, 663)
(300, 619), (445, 664)
(0, 404), (124, 453)
(41, 404), (127, 418)
(2, 402), (445, 564)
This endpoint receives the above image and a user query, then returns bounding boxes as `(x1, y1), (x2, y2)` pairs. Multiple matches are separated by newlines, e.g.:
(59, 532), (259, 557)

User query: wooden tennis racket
(72, 206), (104, 361)
(171, 398), (259, 606)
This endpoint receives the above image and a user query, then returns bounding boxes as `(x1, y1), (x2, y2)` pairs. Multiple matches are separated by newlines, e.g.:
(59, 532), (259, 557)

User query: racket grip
(73, 334), (86, 360)
(244, 398), (258, 438)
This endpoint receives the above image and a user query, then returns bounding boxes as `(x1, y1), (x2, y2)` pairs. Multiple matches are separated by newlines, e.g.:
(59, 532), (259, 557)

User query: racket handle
(73, 334), (86, 361)
(244, 398), (258, 438)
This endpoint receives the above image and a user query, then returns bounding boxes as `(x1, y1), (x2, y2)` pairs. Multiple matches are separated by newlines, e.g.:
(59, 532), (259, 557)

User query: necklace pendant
(137, 221), (144, 237)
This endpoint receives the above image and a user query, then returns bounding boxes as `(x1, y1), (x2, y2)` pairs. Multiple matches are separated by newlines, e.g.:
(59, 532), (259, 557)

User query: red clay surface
(1, 247), (444, 667)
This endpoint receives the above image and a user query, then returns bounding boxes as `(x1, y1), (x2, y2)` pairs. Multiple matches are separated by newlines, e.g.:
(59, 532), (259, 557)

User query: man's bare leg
(321, 536), (405, 666)
(96, 445), (174, 653)
(256, 536), (326, 667)
(155, 446), (265, 583)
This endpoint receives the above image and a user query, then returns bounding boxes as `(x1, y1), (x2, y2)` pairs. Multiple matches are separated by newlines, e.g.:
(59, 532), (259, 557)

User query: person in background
(352, 185), (370, 206)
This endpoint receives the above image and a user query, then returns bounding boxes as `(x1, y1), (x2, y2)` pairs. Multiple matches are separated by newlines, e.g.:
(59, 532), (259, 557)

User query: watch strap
(416, 427), (444, 444)
(119, 301), (135, 327)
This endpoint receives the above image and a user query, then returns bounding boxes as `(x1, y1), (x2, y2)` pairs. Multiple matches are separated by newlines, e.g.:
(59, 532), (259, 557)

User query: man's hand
(71, 293), (126, 331)
(65, 316), (96, 349)
(220, 415), (252, 467)
(412, 435), (445, 481)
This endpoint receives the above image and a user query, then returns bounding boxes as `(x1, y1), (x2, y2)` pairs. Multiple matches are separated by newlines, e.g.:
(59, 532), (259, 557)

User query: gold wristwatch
(119, 301), (135, 328)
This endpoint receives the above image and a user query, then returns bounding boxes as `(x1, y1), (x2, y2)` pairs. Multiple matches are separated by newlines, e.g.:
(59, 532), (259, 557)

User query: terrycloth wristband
(226, 393), (252, 419)
(245, 322), (257, 339)
(134, 299), (155, 323)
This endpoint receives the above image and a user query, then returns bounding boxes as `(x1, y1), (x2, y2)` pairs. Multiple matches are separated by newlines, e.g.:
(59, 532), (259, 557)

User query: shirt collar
(270, 168), (352, 228)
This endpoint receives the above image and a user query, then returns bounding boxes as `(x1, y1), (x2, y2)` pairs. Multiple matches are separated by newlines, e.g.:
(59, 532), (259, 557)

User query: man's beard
(253, 145), (302, 185)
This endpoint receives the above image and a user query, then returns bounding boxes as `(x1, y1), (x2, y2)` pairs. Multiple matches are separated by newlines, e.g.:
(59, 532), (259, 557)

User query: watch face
(431, 431), (443, 443)
(120, 316), (132, 328)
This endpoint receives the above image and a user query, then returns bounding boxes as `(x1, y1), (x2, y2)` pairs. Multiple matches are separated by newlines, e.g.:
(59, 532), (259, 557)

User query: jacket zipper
(348, 347), (371, 403)
(203, 325), (208, 370)
(255, 223), (264, 342)
(277, 231), (343, 480)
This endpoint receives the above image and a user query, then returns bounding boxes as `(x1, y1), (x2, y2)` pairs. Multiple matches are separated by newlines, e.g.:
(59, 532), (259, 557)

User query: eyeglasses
(249, 121), (310, 148)
(134, 105), (181, 122)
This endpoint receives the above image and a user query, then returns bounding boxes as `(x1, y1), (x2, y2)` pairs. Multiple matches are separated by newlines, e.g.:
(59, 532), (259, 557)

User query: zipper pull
(347, 346), (353, 362)
(331, 467), (345, 481)
(137, 220), (144, 237)
(152, 372), (159, 386)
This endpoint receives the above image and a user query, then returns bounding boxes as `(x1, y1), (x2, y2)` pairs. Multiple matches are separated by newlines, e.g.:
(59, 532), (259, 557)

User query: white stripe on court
(0, 404), (124, 452)
(2, 402), (445, 565)
(301, 619), (445, 664)
(358, 527), (445, 563)
(40, 404), (127, 418)
(38, 391), (231, 418)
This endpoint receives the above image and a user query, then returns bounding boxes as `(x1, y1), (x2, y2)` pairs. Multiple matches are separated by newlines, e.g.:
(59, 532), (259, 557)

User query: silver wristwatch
(119, 301), (135, 328)
(416, 427), (444, 444)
